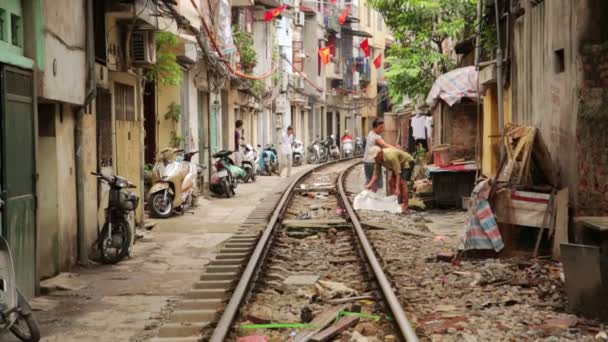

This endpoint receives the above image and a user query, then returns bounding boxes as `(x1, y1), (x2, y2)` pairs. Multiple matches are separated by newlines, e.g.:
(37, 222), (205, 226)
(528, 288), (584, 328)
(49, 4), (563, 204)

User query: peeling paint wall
(40, 0), (86, 104)
(55, 105), (78, 271)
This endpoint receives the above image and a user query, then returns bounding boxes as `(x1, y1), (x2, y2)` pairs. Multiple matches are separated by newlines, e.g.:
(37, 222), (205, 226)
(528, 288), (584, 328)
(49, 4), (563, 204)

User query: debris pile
(370, 229), (600, 341)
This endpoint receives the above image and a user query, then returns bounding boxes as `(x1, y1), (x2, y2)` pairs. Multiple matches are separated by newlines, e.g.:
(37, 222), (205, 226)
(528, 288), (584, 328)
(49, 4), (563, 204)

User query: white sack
(353, 190), (402, 214)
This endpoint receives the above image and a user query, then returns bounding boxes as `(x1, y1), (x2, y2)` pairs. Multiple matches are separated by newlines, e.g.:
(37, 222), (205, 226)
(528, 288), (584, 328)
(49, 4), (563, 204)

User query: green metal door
(0, 65), (36, 298)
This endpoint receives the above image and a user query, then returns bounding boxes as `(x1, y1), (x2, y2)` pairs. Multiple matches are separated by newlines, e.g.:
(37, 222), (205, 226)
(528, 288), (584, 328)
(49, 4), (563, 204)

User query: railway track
(151, 159), (418, 342)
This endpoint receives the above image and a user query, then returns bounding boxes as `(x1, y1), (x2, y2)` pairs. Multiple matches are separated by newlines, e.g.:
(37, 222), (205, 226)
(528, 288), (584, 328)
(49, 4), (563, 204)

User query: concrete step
(150, 337), (200, 342)
(185, 288), (228, 299)
(175, 299), (223, 311)
(200, 272), (238, 281)
(220, 248), (250, 254)
(205, 265), (241, 273)
(170, 309), (217, 323)
(208, 259), (243, 266)
(231, 234), (258, 239)
(192, 280), (233, 290)
(157, 322), (208, 338)
(215, 253), (248, 260)
(223, 241), (255, 248)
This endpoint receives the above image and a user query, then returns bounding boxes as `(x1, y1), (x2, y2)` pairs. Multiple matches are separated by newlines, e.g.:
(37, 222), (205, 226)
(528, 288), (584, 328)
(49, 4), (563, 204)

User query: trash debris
(353, 190), (401, 214)
(315, 280), (358, 299)
(238, 336), (270, 342)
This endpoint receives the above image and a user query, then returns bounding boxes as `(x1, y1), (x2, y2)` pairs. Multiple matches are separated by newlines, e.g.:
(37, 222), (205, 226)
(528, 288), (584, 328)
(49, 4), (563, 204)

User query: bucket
(433, 144), (451, 167)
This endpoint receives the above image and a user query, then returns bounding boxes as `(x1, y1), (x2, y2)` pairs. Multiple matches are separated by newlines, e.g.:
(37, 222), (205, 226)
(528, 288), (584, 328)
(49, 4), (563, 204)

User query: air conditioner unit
(131, 31), (156, 65)
(295, 77), (305, 89)
(294, 11), (305, 26)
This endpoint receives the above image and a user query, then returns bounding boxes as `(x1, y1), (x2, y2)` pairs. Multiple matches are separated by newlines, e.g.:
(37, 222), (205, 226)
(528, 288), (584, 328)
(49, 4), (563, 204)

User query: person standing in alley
(234, 119), (243, 166)
(280, 126), (294, 177)
(363, 118), (396, 189)
(365, 146), (414, 214)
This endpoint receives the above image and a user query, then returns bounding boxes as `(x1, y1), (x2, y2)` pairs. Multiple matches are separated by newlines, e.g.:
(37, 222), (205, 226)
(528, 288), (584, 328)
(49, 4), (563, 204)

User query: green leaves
(147, 32), (183, 86)
(369, 0), (477, 102)
(232, 25), (257, 72)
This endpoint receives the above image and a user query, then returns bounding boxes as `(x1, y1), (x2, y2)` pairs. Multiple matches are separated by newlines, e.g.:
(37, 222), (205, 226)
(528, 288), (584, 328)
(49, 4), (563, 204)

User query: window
(554, 49), (565, 73)
(377, 12), (382, 31)
(93, 0), (107, 63)
(115, 83), (136, 121)
(10, 13), (22, 47)
(0, 9), (6, 42)
(366, 4), (371, 27)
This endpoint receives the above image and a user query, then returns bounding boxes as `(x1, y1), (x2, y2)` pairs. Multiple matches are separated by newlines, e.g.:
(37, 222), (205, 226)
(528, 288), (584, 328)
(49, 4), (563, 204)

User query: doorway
(0, 65), (36, 297)
(143, 81), (156, 164)
(326, 111), (333, 138)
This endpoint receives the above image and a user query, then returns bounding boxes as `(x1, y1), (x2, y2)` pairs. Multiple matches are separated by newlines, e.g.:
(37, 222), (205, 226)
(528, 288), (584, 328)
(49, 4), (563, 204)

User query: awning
(425, 66), (482, 108)
(341, 27), (372, 38)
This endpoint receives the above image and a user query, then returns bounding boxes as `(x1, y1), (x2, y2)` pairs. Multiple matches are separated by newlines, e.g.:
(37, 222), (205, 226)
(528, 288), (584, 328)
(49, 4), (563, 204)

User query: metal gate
(0, 65), (36, 297)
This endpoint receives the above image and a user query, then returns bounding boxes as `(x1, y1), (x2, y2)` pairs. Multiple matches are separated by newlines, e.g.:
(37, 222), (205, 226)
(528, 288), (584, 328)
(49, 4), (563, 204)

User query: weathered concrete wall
(37, 134), (59, 279)
(573, 0), (608, 216)
(40, 0), (86, 104)
(55, 106), (78, 271)
(511, 0), (578, 196)
(158, 82), (181, 150)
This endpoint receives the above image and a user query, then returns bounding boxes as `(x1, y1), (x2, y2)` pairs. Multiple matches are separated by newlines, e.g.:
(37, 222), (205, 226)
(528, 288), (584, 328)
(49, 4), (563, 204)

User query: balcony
(326, 60), (343, 80)
(342, 57), (370, 90)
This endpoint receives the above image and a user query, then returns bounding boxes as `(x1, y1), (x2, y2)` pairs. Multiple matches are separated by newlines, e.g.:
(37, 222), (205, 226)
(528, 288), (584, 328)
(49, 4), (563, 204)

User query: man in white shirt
(279, 126), (294, 177)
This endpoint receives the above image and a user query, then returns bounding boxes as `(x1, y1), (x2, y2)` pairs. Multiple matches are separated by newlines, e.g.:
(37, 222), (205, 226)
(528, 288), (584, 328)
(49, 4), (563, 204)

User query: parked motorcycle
(341, 137), (354, 158)
(355, 137), (364, 156)
(209, 150), (237, 197)
(258, 144), (279, 175)
(148, 150), (199, 218)
(0, 233), (40, 342)
(240, 143), (258, 183)
(292, 139), (304, 166)
(326, 135), (341, 160)
(307, 136), (327, 164)
(92, 172), (139, 264)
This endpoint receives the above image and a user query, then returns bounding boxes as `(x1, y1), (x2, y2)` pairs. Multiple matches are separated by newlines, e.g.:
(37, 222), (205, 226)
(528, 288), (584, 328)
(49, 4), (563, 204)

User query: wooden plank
(294, 305), (348, 342)
(552, 188), (569, 260)
(282, 219), (348, 230)
(574, 216), (608, 232)
(310, 316), (360, 342)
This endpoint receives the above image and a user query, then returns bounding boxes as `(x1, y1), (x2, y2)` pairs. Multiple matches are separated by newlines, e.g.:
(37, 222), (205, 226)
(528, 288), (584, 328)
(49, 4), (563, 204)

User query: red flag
(359, 38), (370, 57)
(338, 5), (351, 25)
(373, 54), (383, 68)
(330, 0), (336, 3)
(319, 47), (331, 65)
(264, 5), (286, 21)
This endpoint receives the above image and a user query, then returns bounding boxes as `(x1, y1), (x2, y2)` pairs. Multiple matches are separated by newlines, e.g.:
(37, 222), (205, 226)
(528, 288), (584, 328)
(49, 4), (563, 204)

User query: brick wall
(443, 101), (479, 160)
(576, 45), (608, 216)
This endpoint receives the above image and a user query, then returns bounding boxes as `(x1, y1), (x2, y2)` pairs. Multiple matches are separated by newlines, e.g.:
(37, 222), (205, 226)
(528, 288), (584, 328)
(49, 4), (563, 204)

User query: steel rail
(337, 162), (420, 342)
(210, 158), (356, 342)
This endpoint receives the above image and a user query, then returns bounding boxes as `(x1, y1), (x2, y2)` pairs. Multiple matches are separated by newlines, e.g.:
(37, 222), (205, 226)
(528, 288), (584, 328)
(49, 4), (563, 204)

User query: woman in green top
(364, 146), (414, 214)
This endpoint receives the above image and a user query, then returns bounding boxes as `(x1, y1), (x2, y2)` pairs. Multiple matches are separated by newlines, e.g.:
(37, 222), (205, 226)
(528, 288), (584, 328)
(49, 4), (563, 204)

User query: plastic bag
(353, 190), (401, 213)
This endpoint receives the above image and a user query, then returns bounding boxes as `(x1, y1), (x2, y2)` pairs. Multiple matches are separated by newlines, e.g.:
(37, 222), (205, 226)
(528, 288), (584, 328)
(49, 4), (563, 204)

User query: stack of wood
(496, 125), (557, 189)
(492, 125), (568, 259)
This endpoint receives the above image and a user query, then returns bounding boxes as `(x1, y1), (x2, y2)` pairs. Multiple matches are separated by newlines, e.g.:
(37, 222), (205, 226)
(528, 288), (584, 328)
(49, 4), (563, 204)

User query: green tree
(369, 0), (477, 103)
